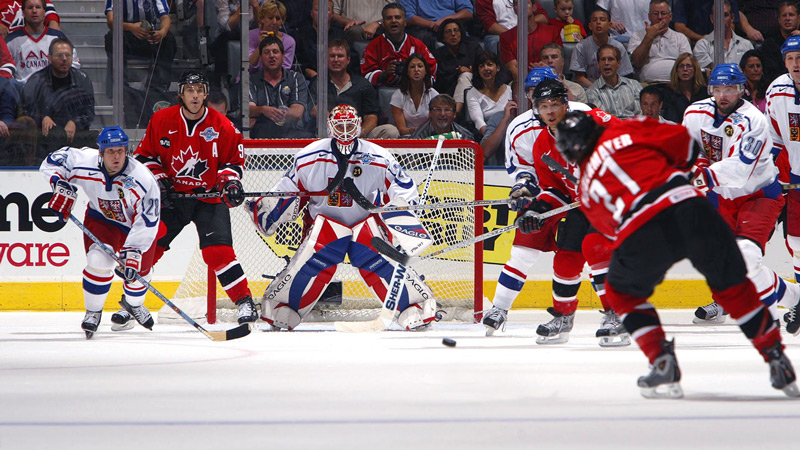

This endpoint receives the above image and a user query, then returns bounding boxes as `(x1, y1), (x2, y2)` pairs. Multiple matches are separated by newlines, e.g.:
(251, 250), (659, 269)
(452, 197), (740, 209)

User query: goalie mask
(556, 111), (605, 165)
(328, 104), (362, 156)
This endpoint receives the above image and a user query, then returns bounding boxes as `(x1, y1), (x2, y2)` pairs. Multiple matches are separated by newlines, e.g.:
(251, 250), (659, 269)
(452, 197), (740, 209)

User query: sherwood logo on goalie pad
(386, 264), (407, 310)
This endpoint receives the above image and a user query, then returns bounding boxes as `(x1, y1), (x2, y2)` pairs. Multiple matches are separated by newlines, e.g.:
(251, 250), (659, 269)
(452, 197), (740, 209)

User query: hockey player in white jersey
(248, 104), (438, 331)
(39, 127), (163, 339)
(683, 63), (800, 326)
(766, 34), (800, 335)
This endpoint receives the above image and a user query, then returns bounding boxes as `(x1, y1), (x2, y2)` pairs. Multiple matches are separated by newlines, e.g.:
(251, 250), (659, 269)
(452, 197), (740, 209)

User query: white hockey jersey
(504, 101), (591, 182)
(766, 74), (800, 179)
(39, 146), (161, 252)
(272, 138), (419, 226)
(682, 98), (779, 200)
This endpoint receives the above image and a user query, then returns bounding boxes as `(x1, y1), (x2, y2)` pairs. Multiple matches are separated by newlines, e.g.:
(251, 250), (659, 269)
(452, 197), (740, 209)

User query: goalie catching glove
(119, 248), (142, 281)
(48, 178), (78, 221)
(380, 198), (433, 257)
(214, 172), (245, 208)
(248, 196), (300, 236)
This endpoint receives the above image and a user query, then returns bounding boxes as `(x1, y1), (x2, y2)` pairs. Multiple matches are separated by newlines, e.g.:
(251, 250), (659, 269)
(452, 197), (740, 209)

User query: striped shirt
(104, 0), (170, 24)
(586, 75), (642, 119)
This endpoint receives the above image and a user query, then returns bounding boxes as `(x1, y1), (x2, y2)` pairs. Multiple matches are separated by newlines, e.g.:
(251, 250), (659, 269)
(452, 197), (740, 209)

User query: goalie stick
(69, 214), (251, 342)
(171, 189), (330, 199)
(371, 201), (582, 265)
(419, 135), (445, 203)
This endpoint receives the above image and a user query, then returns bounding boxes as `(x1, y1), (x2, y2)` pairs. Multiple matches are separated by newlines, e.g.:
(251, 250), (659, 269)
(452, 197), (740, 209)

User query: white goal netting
(158, 139), (483, 324)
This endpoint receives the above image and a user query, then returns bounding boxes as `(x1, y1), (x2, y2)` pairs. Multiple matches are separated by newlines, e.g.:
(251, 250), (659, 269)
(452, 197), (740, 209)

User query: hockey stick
(339, 178), (512, 212)
(419, 135), (445, 204)
(68, 214), (251, 341)
(541, 154), (578, 184)
(371, 201), (582, 265)
(171, 189), (330, 199)
(783, 183), (800, 191)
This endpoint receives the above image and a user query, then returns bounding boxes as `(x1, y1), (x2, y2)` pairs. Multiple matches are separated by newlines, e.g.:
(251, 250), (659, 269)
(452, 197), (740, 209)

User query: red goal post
(159, 139), (484, 325)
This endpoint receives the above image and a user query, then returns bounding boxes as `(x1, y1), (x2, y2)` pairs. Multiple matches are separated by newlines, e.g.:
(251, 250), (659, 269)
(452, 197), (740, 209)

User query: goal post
(159, 139), (484, 325)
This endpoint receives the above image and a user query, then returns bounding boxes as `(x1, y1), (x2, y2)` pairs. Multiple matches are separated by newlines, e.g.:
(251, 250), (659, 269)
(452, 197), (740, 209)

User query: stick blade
(371, 236), (411, 265)
(206, 323), (252, 341)
(334, 309), (394, 333)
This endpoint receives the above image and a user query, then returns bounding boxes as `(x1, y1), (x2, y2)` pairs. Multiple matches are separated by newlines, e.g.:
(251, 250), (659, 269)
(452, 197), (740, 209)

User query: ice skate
(692, 302), (728, 324)
(118, 296), (154, 330)
(785, 306), (799, 336)
(638, 339), (684, 399)
(482, 306), (508, 336)
(763, 342), (800, 397)
(81, 310), (102, 339)
(535, 307), (574, 345)
(110, 307), (134, 331)
(596, 309), (631, 347)
(236, 296), (258, 324)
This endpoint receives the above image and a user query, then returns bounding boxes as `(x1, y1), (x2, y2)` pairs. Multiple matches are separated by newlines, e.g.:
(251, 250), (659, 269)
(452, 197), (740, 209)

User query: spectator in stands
(104, 0), (177, 92)
(362, 3), (437, 88)
(586, 44), (641, 118)
(673, 0), (763, 43)
(628, 0), (692, 84)
(208, 0), (269, 87)
(284, 0), (313, 36)
(738, 0), (782, 38)
(569, 8), (633, 89)
(595, 0), (649, 43)
(661, 53), (708, 123)
(475, 0), (548, 53)
(295, 0), (353, 80)
(465, 51), (512, 136)
(549, 0), (586, 43)
(740, 49), (767, 112)
(693, 0), (754, 70)
(21, 37), (95, 160)
(6, 0), (79, 84)
(398, 0), (473, 51)
(208, 90), (242, 128)
(332, 0), (389, 43)
(248, 1), (295, 73)
(0, 0), (59, 37)
(480, 98), (517, 166)
(432, 18), (484, 115)
(499, 0), (561, 84)
(390, 52), (438, 136)
(760, 1), (800, 83)
(0, 35), (15, 79)
(537, 43), (584, 103)
(248, 35), (309, 138)
(410, 93), (474, 140)
(639, 84), (670, 121)
(309, 39), (393, 138)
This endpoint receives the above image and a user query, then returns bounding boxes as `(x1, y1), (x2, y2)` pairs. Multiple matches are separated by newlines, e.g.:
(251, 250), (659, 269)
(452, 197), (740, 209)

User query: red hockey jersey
(135, 105), (244, 203)
(360, 33), (437, 87)
(577, 117), (701, 244)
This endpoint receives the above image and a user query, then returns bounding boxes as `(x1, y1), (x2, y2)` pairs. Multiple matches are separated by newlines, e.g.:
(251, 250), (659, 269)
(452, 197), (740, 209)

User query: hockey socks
(203, 245), (252, 303)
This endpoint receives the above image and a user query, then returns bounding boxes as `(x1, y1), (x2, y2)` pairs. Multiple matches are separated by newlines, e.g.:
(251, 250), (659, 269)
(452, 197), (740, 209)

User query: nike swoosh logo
(88, 172), (98, 176)
(168, 130), (178, 134)
(205, 232), (214, 237)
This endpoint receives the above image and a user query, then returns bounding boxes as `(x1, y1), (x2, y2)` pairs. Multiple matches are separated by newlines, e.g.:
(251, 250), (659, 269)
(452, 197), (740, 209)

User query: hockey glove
(248, 196), (299, 236)
(120, 248), (142, 282)
(509, 175), (541, 211)
(516, 200), (551, 234)
(691, 167), (713, 194)
(215, 173), (244, 208)
(48, 179), (78, 221)
(158, 178), (175, 210)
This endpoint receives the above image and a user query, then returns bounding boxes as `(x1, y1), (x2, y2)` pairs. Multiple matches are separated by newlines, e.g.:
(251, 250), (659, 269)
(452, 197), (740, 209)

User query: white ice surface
(0, 310), (797, 450)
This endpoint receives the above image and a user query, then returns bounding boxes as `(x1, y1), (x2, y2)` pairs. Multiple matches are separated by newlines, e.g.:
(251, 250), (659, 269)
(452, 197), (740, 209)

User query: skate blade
(484, 325), (497, 337)
(599, 334), (631, 347)
(780, 381), (800, 398)
(787, 325), (800, 337)
(84, 330), (94, 340)
(536, 333), (569, 345)
(111, 321), (134, 332)
(692, 315), (727, 325)
(640, 382), (684, 399)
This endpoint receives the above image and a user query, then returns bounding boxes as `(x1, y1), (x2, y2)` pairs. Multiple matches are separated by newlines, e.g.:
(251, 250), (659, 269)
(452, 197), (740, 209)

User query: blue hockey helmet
(524, 66), (558, 89)
(97, 126), (129, 153)
(782, 35), (800, 57)
(708, 63), (746, 87)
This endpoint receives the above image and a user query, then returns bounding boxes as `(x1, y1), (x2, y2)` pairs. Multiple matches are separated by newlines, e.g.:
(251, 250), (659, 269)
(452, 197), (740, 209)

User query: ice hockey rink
(0, 310), (797, 449)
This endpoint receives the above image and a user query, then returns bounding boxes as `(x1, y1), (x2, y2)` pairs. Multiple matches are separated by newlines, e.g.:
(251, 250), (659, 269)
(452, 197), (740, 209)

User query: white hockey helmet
(327, 104), (362, 155)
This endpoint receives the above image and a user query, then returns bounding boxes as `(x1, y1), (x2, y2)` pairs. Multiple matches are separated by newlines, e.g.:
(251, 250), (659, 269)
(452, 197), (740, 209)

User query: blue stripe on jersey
(395, 176), (414, 190)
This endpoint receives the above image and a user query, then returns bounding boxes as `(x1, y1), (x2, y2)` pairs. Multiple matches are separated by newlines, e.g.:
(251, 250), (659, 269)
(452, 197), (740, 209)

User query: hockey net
(158, 139), (483, 324)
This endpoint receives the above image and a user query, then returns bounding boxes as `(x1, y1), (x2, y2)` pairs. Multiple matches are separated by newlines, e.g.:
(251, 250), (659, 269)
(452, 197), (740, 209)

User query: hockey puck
(442, 338), (457, 347)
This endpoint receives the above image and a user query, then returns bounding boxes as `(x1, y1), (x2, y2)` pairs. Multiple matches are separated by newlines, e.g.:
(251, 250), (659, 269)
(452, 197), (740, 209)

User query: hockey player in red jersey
(130, 69), (257, 325)
(556, 111), (799, 398)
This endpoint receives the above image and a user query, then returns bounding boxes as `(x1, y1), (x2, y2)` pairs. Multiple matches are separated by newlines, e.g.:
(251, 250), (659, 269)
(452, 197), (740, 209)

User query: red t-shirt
(499, 23), (562, 65)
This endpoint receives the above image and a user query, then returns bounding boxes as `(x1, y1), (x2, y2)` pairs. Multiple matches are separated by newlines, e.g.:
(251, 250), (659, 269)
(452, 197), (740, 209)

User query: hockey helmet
(556, 111), (605, 165)
(532, 78), (569, 109)
(97, 126), (129, 153)
(328, 104), (362, 156)
(524, 66), (558, 89)
(178, 69), (209, 95)
(782, 35), (800, 57)
(708, 63), (746, 96)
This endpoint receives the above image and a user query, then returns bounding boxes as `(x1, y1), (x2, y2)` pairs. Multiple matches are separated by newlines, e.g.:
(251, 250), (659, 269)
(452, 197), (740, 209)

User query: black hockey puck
(442, 338), (457, 347)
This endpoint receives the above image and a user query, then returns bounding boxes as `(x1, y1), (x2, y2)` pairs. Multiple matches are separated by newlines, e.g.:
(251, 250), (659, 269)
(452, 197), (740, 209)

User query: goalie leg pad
(261, 215), (351, 327)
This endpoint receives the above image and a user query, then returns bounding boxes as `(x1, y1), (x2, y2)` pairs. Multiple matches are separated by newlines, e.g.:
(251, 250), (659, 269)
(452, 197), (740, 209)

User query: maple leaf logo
(172, 146), (209, 181)
(1, 2), (24, 30)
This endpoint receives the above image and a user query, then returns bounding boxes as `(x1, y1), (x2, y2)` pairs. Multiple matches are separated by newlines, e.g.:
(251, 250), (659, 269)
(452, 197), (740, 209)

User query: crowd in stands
(1, 0), (799, 167)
